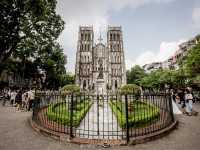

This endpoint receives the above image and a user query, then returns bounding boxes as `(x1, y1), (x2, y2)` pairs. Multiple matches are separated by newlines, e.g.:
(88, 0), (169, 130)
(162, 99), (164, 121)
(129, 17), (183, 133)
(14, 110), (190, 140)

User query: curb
(29, 118), (70, 142)
(29, 118), (178, 146)
(129, 120), (178, 145)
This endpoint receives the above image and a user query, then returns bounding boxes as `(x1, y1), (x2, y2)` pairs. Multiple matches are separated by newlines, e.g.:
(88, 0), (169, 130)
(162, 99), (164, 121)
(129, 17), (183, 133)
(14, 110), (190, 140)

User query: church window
(117, 34), (120, 41)
(115, 80), (118, 89)
(83, 80), (86, 89)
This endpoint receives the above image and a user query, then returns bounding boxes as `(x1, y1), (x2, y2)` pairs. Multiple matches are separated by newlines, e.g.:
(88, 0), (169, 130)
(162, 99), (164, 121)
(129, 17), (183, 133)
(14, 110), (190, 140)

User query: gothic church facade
(75, 26), (126, 94)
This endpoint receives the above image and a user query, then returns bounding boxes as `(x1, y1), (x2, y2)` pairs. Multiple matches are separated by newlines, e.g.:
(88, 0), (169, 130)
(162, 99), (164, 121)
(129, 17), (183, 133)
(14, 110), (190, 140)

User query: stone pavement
(76, 100), (124, 139)
(1, 101), (200, 150)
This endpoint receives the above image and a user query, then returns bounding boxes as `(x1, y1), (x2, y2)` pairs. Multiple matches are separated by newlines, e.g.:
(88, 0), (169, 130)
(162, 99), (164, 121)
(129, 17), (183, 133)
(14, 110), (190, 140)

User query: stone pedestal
(95, 79), (106, 95)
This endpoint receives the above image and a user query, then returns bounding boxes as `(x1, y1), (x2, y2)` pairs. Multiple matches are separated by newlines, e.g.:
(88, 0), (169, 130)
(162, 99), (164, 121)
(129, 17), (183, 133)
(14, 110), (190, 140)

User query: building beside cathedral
(75, 26), (126, 94)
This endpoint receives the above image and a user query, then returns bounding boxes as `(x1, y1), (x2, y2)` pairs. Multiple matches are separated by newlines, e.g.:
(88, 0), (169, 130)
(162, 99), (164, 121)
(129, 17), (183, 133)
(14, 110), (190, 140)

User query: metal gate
(74, 94), (125, 140)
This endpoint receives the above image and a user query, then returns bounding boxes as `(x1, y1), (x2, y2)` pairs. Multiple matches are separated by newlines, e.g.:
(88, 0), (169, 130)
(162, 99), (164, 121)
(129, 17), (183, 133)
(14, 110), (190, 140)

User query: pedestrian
(27, 89), (35, 111)
(15, 90), (22, 111)
(2, 88), (10, 106)
(171, 89), (176, 102)
(10, 89), (17, 106)
(177, 89), (186, 114)
(185, 89), (193, 116)
(22, 90), (28, 111)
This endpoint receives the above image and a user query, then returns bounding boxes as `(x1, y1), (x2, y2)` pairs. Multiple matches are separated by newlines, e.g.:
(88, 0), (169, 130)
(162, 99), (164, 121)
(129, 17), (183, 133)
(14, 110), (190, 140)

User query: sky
(56, 0), (200, 73)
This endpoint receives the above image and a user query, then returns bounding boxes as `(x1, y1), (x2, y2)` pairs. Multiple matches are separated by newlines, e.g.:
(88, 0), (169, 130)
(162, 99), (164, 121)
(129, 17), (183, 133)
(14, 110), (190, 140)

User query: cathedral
(75, 26), (126, 94)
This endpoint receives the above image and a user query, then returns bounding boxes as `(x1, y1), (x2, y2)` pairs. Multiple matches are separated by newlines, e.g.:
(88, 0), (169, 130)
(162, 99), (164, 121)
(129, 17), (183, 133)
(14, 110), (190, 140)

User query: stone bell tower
(75, 26), (94, 91)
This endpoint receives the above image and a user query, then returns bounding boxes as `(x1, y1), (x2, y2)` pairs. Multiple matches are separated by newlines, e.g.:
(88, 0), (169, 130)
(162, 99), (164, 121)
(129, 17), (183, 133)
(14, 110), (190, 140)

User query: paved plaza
(0, 102), (200, 150)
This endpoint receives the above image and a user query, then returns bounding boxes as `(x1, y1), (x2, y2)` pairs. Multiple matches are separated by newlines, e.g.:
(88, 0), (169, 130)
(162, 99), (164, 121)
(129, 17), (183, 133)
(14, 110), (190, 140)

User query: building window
(83, 80), (86, 90)
(117, 34), (120, 41)
(115, 80), (118, 89)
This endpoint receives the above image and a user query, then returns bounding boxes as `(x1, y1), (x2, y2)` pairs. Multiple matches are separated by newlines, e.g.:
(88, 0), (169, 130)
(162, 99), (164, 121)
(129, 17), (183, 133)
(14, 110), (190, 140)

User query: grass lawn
(46, 99), (93, 127)
(109, 100), (160, 129)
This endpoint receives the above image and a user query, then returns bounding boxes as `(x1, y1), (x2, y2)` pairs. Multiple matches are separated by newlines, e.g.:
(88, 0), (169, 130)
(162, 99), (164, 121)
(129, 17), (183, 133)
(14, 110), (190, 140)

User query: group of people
(1, 88), (35, 111)
(172, 87), (199, 116)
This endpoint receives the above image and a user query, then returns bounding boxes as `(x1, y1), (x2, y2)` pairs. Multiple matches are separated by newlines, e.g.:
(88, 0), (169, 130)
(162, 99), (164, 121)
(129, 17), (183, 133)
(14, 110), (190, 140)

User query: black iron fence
(32, 92), (175, 143)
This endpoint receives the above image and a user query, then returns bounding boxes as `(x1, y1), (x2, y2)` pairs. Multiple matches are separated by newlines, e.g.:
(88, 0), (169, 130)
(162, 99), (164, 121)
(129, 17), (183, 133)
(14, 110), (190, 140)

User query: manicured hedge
(46, 99), (92, 127)
(109, 100), (160, 129)
(61, 84), (80, 95)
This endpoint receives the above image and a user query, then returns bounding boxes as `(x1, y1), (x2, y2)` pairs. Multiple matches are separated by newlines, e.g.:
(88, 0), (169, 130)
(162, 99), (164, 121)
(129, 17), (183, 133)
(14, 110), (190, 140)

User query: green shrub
(120, 84), (141, 95)
(46, 100), (92, 127)
(61, 84), (80, 95)
(109, 100), (160, 128)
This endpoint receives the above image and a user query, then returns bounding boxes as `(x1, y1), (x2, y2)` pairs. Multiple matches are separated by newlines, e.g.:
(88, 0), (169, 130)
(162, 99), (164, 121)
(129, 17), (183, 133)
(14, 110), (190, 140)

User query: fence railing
(32, 92), (175, 143)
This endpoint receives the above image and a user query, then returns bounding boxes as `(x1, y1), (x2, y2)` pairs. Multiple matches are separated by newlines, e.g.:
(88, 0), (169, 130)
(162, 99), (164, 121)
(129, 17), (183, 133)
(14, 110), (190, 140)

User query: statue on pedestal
(98, 59), (103, 79)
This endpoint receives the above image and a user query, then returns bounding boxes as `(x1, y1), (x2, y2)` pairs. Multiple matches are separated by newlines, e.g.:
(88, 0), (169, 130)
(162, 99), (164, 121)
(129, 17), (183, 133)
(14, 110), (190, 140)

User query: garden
(109, 99), (160, 129)
(46, 98), (93, 127)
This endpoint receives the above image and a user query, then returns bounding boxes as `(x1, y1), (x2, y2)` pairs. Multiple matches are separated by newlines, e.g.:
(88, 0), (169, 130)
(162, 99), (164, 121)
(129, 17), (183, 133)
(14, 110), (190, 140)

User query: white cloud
(56, 0), (179, 72)
(192, 7), (200, 28)
(126, 40), (185, 70)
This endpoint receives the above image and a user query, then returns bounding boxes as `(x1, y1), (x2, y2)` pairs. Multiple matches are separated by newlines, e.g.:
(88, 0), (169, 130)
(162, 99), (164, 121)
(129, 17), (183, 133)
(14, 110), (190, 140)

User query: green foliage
(120, 84), (140, 95)
(140, 69), (187, 89)
(47, 100), (92, 127)
(182, 43), (200, 76)
(126, 65), (146, 85)
(61, 84), (80, 94)
(60, 73), (75, 86)
(0, 0), (21, 63)
(0, 0), (66, 89)
(109, 100), (160, 128)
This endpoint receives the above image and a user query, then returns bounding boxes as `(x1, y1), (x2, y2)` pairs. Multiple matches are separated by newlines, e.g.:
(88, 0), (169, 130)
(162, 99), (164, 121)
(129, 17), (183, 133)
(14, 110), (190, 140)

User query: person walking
(10, 90), (17, 106)
(15, 90), (22, 111)
(177, 89), (186, 114)
(2, 88), (10, 106)
(185, 89), (194, 116)
(27, 89), (35, 111)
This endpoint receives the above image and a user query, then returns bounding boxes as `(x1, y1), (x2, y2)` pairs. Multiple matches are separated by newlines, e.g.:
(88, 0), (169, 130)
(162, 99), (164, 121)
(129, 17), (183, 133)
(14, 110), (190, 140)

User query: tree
(182, 43), (200, 76)
(140, 71), (160, 89)
(120, 84), (140, 95)
(60, 73), (75, 86)
(126, 65), (146, 85)
(40, 44), (67, 89)
(0, 0), (66, 88)
(0, 0), (21, 63)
